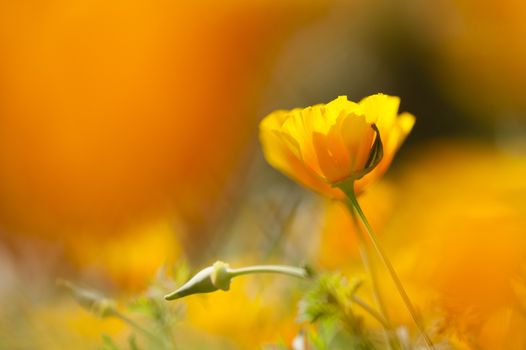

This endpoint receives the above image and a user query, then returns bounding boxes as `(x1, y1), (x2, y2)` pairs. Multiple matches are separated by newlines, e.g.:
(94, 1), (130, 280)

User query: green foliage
(298, 273), (377, 350)
(101, 334), (121, 350)
(65, 264), (426, 349)
(128, 335), (140, 350)
(65, 263), (189, 350)
(299, 273), (361, 327)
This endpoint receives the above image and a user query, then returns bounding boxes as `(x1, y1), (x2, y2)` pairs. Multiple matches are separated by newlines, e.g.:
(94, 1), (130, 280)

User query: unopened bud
(57, 279), (116, 318)
(164, 260), (233, 301)
(210, 261), (231, 291)
(164, 261), (309, 301)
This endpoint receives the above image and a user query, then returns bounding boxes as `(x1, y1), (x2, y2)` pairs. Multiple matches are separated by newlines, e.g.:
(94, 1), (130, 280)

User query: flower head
(259, 94), (415, 197)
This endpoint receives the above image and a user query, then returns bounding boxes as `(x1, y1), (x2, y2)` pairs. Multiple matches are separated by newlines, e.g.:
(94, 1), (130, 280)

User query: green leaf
(128, 334), (140, 350)
(101, 334), (120, 350)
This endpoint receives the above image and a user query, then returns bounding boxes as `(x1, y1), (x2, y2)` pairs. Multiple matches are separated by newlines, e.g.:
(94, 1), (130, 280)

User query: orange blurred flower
(385, 142), (526, 348)
(259, 94), (414, 198)
(0, 0), (324, 240)
(312, 141), (526, 348)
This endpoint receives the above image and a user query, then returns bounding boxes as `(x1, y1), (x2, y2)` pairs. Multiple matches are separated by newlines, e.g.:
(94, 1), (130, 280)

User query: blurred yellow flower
(311, 141), (526, 348)
(259, 94), (414, 197)
(184, 276), (297, 350)
(385, 142), (526, 348)
(66, 219), (182, 290)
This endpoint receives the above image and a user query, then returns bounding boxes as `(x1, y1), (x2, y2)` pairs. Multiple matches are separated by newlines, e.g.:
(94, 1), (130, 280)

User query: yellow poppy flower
(260, 94), (415, 197)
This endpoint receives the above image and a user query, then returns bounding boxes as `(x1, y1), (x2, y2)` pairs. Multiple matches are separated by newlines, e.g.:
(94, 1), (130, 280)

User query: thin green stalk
(229, 265), (308, 279)
(349, 206), (396, 350)
(342, 185), (435, 350)
(230, 264), (395, 335)
(351, 295), (389, 330)
(113, 311), (168, 348)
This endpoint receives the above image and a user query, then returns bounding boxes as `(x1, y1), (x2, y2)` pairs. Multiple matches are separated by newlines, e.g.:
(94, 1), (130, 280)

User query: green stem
(349, 206), (396, 350)
(230, 264), (395, 333)
(351, 295), (390, 330)
(342, 185), (435, 350)
(229, 265), (309, 279)
(113, 311), (167, 347)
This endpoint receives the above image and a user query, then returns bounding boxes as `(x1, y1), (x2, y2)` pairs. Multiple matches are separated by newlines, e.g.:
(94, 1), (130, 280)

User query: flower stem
(342, 186), (435, 350)
(229, 265), (309, 279)
(113, 311), (167, 347)
(230, 264), (397, 338)
(351, 294), (389, 330)
(349, 206), (396, 350)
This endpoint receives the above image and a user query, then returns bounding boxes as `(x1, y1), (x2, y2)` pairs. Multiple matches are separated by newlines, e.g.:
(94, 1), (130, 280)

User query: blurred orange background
(0, 0), (321, 235)
(0, 1), (323, 276)
(0, 0), (526, 349)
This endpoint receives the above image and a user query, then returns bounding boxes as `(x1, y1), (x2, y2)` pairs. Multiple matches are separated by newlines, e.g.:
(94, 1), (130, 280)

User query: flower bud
(164, 261), (232, 300)
(58, 279), (116, 318)
(210, 261), (232, 291)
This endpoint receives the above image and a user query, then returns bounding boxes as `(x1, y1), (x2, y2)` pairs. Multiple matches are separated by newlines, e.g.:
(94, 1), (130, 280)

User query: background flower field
(0, 1), (525, 349)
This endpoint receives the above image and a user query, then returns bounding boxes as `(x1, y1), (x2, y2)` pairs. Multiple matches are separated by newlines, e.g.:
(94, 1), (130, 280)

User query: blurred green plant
(60, 264), (189, 350)
(299, 273), (375, 350)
